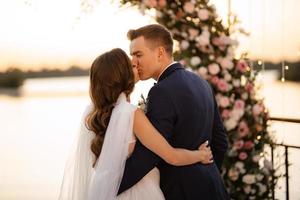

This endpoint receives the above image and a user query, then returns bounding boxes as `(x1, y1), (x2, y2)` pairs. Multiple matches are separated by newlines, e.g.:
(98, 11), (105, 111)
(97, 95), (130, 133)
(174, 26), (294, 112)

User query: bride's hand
(197, 141), (214, 164)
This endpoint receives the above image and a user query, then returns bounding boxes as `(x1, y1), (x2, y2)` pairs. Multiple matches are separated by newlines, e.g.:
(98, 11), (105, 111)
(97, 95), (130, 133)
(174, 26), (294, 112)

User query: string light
(281, 61), (285, 82)
(285, 65), (289, 70)
(260, 152), (264, 157)
(257, 135), (262, 140)
(258, 60), (263, 65)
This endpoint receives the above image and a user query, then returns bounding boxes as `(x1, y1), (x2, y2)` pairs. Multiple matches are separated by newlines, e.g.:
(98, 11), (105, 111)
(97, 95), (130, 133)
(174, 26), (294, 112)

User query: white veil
(59, 93), (136, 200)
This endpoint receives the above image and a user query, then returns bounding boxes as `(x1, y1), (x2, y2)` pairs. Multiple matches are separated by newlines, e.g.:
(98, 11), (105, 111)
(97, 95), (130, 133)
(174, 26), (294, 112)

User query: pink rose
(234, 99), (245, 110)
(196, 30), (210, 46)
(198, 9), (210, 20)
(252, 104), (263, 116)
(158, 0), (166, 7)
(181, 40), (189, 50)
(210, 76), (219, 85)
(217, 79), (229, 92)
(179, 59), (186, 66)
(145, 0), (157, 8)
(188, 28), (199, 40)
(234, 140), (244, 150)
(219, 96), (230, 108)
(236, 60), (248, 73)
(208, 63), (220, 75)
(243, 185), (252, 194)
(220, 58), (234, 70)
(252, 155), (261, 163)
(222, 109), (230, 118)
(245, 83), (254, 92)
(244, 141), (254, 150)
(183, 2), (195, 14)
(212, 37), (222, 46)
(238, 121), (249, 138)
(239, 152), (248, 160)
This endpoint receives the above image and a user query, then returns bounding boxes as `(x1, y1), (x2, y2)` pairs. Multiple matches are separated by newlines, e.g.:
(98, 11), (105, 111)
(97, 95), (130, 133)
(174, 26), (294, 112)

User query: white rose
(228, 168), (239, 181)
(181, 40), (190, 50)
(242, 92), (249, 100)
(208, 63), (220, 75)
(243, 185), (252, 194)
(256, 174), (264, 181)
(181, 32), (188, 38)
(242, 174), (256, 184)
(198, 9), (210, 20)
(257, 183), (267, 194)
(190, 56), (201, 66)
(197, 67), (208, 77)
(230, 108), (244, 121)
(264, 159), (272, 170)
(232, 79), (240, 87)
(224, 118), (238, 131)
(235, 161), (244, 170)
(224, 73), (232, 81)
(227, 84), (233, 91)
(209, 55), (215, 60)
(227, 47), (234, 58)
(228, 148), (238, 157)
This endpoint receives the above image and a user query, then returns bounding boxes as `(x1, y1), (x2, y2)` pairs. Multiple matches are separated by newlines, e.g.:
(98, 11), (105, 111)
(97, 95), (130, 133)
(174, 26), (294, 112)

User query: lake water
(0, 73), (299, 200)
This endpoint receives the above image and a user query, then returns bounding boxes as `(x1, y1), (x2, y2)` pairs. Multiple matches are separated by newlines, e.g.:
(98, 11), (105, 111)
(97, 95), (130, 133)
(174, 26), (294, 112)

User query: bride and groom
(59, 24), (229, 200)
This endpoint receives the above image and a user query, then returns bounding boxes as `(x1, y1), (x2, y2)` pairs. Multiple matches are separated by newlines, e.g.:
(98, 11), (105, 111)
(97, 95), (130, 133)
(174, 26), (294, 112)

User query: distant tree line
(0, 62), (299, 88)
(0, 66), (89, 88)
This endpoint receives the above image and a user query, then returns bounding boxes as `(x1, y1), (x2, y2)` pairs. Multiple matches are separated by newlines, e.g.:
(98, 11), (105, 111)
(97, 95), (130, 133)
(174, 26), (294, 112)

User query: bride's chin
(135, 77), (140, 83)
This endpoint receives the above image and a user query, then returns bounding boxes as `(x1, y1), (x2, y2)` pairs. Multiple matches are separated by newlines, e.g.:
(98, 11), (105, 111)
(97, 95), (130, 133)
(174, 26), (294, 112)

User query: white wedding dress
(59, 93), (165, 200)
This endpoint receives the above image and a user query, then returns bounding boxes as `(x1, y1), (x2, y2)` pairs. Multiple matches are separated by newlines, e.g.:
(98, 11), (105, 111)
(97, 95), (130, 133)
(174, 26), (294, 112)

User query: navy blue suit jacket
(118, 63), (229, 200)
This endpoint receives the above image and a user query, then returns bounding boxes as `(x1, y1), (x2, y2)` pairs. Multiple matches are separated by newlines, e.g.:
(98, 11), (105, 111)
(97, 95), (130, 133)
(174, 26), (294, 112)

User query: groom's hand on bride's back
(198, 141), (214, 164)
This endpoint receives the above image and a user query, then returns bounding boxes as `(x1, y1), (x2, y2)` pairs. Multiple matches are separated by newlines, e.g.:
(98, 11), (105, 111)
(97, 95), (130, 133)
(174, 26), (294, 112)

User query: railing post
(271, 144), (275, 200)
(285, 146), (289, 200)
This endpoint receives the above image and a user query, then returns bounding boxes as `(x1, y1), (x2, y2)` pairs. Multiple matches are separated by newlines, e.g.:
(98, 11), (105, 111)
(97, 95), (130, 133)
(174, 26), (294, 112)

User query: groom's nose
(132, 60), (140, 70)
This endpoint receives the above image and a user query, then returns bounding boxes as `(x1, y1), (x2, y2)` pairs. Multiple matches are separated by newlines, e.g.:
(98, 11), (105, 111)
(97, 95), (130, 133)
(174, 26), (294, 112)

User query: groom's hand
(198, 141), (214, 164)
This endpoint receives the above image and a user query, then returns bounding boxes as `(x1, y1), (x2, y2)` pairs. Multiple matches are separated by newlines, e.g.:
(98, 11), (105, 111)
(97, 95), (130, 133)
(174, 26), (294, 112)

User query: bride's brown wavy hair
(86, 48), (135, 167)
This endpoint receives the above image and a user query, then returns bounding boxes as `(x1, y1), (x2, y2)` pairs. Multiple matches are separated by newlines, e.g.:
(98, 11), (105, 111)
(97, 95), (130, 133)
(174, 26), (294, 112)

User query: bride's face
(132, 63), (140, 83)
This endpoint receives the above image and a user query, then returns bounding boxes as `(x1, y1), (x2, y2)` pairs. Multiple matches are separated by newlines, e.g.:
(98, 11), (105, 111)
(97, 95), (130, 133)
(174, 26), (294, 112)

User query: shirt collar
(157, 61), (178, 81)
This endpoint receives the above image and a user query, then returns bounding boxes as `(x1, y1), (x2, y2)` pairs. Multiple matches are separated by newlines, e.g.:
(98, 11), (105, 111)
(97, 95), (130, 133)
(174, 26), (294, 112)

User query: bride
(58, 48), (213, 200)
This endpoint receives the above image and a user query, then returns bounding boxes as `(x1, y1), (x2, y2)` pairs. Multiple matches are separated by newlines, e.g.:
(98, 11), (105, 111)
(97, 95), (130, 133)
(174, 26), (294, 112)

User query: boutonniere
(137, 94), (148, 113)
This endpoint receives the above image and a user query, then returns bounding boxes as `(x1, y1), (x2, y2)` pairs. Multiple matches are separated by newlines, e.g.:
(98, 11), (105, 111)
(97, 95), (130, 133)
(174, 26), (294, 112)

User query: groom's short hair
(127, 24), (173, 57)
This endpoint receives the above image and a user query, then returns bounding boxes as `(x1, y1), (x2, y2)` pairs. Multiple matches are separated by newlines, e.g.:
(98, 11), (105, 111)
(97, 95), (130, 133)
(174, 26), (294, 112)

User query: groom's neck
(154, 59), (174, 81)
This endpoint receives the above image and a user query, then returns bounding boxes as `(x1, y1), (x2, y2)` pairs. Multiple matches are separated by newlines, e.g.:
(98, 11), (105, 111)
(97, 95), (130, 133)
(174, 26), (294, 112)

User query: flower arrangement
(120, 0), (276, 198)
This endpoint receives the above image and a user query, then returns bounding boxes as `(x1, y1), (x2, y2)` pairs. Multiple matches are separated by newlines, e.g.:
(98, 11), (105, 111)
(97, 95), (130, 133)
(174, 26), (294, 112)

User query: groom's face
(130, 36), (160, 80)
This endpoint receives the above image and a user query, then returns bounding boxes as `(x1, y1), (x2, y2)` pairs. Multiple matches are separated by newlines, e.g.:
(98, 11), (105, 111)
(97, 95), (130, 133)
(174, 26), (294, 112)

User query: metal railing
(269, 117), (300, 200)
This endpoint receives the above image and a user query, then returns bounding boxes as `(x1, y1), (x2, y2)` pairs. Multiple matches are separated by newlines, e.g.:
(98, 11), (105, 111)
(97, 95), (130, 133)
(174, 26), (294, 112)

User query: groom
(118, 24), (229, 200)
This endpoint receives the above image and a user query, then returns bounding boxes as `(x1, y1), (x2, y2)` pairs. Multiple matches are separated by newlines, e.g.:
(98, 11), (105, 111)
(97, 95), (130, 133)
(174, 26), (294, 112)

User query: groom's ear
(158, 46), (165, 58)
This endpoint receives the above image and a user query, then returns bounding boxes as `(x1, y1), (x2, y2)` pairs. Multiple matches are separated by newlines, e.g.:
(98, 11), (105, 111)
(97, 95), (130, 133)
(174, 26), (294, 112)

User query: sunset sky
(0, 0), (299, 71)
